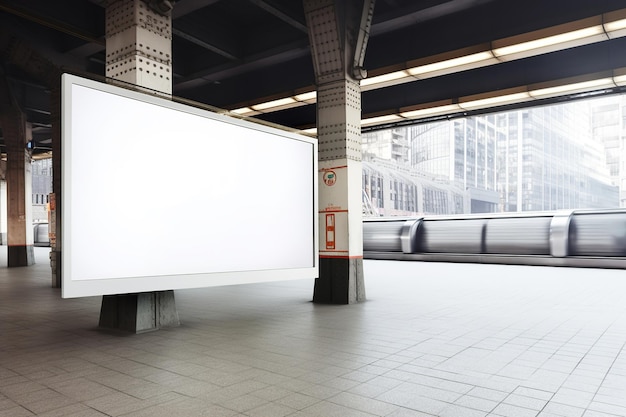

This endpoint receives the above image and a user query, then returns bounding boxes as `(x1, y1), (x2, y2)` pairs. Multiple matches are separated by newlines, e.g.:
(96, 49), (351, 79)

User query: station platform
(1, 248), (626, 417)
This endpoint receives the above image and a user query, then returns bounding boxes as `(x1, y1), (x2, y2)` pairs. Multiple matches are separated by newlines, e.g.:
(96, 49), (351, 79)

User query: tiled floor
(2, 248), (626, 417)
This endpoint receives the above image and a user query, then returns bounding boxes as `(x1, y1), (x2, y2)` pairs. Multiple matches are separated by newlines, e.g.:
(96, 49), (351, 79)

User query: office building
(364, 100), (620, 216)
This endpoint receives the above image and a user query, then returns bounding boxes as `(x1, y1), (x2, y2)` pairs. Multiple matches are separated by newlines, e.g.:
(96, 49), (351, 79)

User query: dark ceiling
(1, 0), (626, 154)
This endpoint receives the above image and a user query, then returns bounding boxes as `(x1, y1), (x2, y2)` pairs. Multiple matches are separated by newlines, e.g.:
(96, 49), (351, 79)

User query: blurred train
(363, 209), (626, 268)
(33, 222), (50, 247)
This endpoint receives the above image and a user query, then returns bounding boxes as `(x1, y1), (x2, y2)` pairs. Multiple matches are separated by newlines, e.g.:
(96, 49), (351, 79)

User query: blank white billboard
(61, 74), (318, 298)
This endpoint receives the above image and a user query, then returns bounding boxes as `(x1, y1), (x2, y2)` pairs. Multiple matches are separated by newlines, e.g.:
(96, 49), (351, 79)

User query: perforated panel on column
(304, 0), (344, 84)
(317, 80), (362, 161)
(105, 0), (172, 94)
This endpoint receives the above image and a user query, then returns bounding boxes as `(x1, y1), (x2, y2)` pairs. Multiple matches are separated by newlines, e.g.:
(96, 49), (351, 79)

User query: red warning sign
(325, 213), (335, 249)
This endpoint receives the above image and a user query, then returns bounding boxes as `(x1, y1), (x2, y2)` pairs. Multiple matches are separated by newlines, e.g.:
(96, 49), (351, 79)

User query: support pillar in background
(304, 0), (375, 304)
(98, 0), (178, 332)
(0, 179), (7, 245)
(1, 109), (34, 267)
(1, 27), (61, 277)
(50, 82), (60, 287)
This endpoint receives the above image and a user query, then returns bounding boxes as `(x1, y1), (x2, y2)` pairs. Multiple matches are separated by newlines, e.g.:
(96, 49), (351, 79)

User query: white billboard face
(61, 74), (318, 298)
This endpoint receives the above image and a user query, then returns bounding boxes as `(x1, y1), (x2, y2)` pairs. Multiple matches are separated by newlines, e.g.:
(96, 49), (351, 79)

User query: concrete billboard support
(99, 291), (179, 333)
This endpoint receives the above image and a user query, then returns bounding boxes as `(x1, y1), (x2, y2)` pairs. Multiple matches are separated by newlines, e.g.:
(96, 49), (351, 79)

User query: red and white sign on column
(318, 160), (363, 258)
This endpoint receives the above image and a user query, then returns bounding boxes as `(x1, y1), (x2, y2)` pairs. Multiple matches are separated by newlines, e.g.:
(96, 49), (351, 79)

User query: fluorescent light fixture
(459, 88), (532, 110)
(408, 52), (494, 76)
(231, 106), (257, 115)
(361, 114), (402, 126)
(605, 19), (626, 33)
(361, 70), (411, 90)
(492, 17), (606, 61)
(294, 91), (317, 102)
(407, 47), (496, 78)
(399, 100), (461, 119)
(493, 27), (605, 57)
(529, 77), (615, 98)
(251, 97), (297, 111)
(604, 9), (626, 39)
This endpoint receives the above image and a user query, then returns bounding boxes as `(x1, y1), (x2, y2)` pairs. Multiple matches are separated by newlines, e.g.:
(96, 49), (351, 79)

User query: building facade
(410, 118), (500, 213)
(591, 95), (626, 207)
(362, 158), (469, 216)
(31, 158), (52, 222)
(496, 103), (617, 211)
(364, 98), (620, 216)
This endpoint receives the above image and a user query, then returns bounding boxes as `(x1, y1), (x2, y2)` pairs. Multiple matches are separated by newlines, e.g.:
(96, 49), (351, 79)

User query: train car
(363, 209), (626, 268)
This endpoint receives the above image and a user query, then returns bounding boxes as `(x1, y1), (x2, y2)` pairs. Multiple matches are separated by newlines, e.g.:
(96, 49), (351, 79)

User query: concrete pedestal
(99, 290), (180, 333)
(8, 245), (34, 267)
(313, 257), (365, 304)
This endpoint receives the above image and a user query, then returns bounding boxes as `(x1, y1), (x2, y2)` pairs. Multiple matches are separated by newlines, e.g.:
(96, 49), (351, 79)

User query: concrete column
(0, 180), (7, 245)
(1, 109), (34, 266)
(1, 27), (60, 278)
(304, 0), (375, 304)
(98, 0), (178, 332)
(50, 86), (61, 287)
(105, 0), (172, 95)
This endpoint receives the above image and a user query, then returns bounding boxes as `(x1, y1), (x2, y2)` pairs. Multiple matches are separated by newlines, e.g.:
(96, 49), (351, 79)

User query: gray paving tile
(467, 387), (510, 403)
(582, 410), (626, 417)
(512, 387), (553, 401)
(503, 393), (549, 411)
(0, 381), (46, 399)
(587, 400), (626, 416)
(245, 402), (295, 417)
(490, 403), (540, 417)
(274, 392), (320, 410)
(376, 389), (448, 415)
(541, 401), (586, 417)
(455, 395), (498, 413)
(37, 404), (110, 417)
(217, 394), (269, 413)
(85, 391), (186, 416)
(439, 404), (488, 417)
(328, 392), (398, 416)
(0, 406), (35, 417)
(301, 400), (385, 417)
(250, 386), (293, 402)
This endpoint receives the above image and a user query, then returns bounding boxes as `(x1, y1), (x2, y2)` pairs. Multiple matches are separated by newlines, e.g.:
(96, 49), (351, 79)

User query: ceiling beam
(172, 28), (239, 60)
(0, 3), (104, 45)
(174, 40), (310, 90)
(247, 0), (308, 33)
(87, 0), (223, 19)
(172, 0), (223, 19)
(371, 0), (497, 36)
